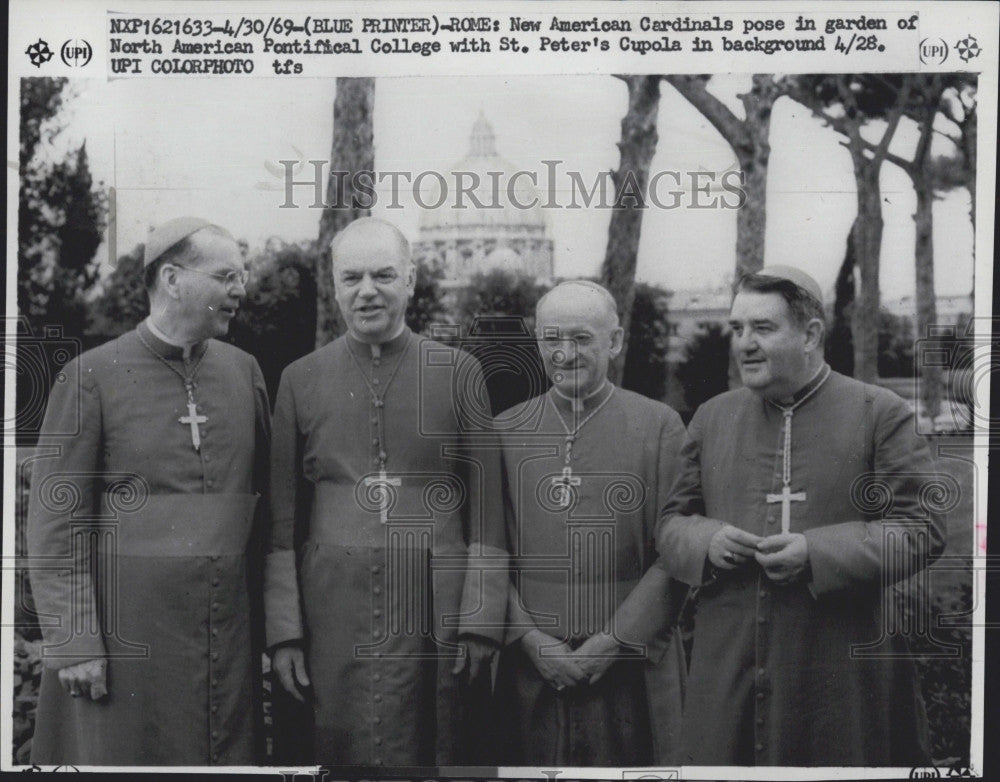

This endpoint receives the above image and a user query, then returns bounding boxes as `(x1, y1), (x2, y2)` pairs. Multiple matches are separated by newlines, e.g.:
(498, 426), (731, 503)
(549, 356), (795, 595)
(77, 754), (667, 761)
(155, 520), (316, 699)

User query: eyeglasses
(172, 264), (249, 288)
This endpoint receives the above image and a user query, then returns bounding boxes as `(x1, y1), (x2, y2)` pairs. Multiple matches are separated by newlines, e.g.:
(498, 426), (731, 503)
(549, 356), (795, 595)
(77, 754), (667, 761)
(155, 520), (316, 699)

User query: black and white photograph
(4, 1), (996, 778)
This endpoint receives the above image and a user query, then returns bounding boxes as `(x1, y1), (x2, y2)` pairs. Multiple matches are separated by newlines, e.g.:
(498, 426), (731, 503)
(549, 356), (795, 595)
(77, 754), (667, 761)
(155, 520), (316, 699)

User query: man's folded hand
(58, 658), (107, 701)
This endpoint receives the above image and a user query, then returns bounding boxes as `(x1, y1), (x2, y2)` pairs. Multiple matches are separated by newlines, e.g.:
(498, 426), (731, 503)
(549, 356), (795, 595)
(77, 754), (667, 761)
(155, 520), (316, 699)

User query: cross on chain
(766, 484), (807, 535)
(765, 409), (806, 534)
(547, 387), (615, 513)
(347, 335), (412, 525)
(136, 327), (210, 454)
(551, 465), (582, 509)
(365, 469), (402, 524)
(178, 385), (208, 451)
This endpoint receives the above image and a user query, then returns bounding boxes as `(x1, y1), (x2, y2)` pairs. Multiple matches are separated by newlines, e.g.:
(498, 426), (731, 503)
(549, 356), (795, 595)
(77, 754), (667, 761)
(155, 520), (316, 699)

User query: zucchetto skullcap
(141, 217), (232, 268)
(756, 265), (824, 305)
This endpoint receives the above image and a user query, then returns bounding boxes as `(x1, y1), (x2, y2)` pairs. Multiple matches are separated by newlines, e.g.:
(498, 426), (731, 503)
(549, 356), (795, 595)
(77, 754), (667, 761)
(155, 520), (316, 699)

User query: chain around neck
(136, 325), (207, 391)
(548, 385), (616, 439)
(766, 363), (831, 416)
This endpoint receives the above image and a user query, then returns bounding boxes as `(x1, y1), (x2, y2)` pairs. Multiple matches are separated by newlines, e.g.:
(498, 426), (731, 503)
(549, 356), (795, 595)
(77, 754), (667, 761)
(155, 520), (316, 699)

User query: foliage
(18, 78), (108, 444)
(450, 270), (550, 415)
(12, 458), (43, 765)
(453, 269), (549, 333)
(405, 259), (447, 336)
(878, 309), (915, 378)
(675, 323), (731, 415)
(828, 307), (917, 379)
(87, 245), (148, 338)
(12, 635), (42, 765)
(905, 579), (973, 765)
(621, 283), (670, 401)
(782, 74), (913, 384)
(227, 240), (318, 402)
(926, 154), (970, 192)
(19, 77), (107, 337)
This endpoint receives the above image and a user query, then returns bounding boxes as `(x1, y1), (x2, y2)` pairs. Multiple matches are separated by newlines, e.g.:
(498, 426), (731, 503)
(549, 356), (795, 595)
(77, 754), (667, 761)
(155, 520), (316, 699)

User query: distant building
(413, 114), (554, 287)
(663, 289), (974, 361)
(882, 293), (974, 335)
(664, 287), (733, 363)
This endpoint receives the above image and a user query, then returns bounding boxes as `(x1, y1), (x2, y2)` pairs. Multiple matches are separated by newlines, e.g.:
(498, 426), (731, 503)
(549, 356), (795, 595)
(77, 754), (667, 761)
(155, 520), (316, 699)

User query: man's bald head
(330, 217), (411, 271)
(330, 218), (416, 345)
(536, 280), (620, 331)
(535, 280), (623, 398)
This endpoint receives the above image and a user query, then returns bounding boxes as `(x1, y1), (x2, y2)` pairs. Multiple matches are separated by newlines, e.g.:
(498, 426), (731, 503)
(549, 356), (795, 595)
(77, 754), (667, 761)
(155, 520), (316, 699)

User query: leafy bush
(12, 635), (42, 765)
(622, 283), (670, 402)
(675, 323), (731, 417)
(913, 579), (973, 764)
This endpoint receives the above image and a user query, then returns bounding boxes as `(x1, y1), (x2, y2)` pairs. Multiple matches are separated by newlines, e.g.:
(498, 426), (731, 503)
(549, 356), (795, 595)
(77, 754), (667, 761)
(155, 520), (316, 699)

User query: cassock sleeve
(610, 408), (689, 647)
(803, 392), (948, 597)
(247, 357), (271, 655)
(27, 356), (108, 669)
(455, 354), (508, 646)
(251, 357), (271, 499)
(498, 446), (537, 646)
(655, 407), (725, 587)
(263, 367), (304, 648)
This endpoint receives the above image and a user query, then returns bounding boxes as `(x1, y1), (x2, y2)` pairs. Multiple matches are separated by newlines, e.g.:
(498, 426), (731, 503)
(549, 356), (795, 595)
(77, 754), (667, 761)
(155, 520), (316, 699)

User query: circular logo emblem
(61, 39), (93, 67)
(25, 38), (54, 67)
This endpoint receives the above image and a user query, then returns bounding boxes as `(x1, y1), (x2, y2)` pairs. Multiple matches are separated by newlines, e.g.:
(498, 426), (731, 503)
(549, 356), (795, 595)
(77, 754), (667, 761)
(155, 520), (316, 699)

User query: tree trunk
(601, 75), (661, 385)
(961, 101), (977, 240)
(913, 176), (940, 420)
(850, 161), (883, 383)
(734, 154), (768, 281)
(908, 77), (945, 422)
(663, 74), (779, 282)
(827, 223), (857, 376)
(663, 75), (779, 390)
(733, 75), (779, 280)
(315, 77), (375, 348)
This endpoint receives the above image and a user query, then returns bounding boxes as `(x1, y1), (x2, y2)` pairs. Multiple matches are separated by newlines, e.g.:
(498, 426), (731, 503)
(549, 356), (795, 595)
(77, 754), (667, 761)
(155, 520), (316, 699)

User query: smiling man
(657, 266), (945, 766)
(493, 280), (687, 766)
(264, 218), (507, 766)
(28, 217), (270, 765)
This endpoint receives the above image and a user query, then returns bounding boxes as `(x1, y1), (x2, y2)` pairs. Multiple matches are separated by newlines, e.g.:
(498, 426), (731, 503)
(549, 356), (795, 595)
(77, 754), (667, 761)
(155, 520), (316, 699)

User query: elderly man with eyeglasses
(28, 217), (270, 766)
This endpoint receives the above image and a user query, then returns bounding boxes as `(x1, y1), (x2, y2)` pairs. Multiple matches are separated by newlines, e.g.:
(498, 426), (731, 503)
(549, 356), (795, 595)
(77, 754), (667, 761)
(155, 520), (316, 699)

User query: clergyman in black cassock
(28, 218), (269, 765)
(658, 266), (944, 766)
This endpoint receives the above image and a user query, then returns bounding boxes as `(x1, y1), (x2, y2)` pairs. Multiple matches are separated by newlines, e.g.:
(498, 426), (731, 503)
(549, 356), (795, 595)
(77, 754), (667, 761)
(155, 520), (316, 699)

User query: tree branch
(662, 75), (749, 150)
(868, 74), (913, 163)
(914, 76), (944, 164)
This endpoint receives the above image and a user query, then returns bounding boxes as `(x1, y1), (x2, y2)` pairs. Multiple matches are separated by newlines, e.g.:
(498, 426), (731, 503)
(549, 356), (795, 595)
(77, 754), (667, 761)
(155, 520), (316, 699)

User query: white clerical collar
(348, 322), (408, 359)
(770, 363), (830, 410)
(145, 317), (196, 359)
(552, 379), (611, 414)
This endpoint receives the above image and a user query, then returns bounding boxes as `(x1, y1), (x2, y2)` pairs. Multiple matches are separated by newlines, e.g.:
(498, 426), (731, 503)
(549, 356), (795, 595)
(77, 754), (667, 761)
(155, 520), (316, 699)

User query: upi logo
(60, 39), (93, 67)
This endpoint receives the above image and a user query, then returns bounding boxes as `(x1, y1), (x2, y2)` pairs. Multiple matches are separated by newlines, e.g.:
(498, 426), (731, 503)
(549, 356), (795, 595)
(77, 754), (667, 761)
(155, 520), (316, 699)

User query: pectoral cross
(766, 409), (806, 534)
(766, 485), (806, 534)
(365, 470), (401, 524)
(178, 393), (207, 452)
(551, 466), (581, 508)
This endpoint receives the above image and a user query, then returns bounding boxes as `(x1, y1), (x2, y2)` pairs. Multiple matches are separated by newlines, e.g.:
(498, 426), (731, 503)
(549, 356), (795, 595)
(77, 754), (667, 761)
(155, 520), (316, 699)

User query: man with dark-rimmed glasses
(28, 217), (270, 765)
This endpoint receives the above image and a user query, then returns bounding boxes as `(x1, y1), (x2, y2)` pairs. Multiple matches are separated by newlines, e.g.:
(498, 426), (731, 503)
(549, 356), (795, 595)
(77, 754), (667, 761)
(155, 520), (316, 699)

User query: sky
(44, 73), (975, 301)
